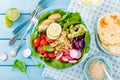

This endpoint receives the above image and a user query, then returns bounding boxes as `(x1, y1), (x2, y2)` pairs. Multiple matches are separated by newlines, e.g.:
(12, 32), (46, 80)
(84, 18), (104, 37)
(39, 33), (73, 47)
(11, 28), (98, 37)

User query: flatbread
(98, 13), (120, 45)
(101, 42), (109, 51)
(101, 42), (120, 55)
(108, 44), (120, 55)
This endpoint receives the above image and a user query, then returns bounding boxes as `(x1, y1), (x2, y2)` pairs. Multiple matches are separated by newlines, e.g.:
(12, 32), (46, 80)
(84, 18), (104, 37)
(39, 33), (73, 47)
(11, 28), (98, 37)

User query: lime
(4, 16), (12, 27)
(46, 29), (59, 40)
(6, 8), (20, 21)
(47, 23), (62, 37)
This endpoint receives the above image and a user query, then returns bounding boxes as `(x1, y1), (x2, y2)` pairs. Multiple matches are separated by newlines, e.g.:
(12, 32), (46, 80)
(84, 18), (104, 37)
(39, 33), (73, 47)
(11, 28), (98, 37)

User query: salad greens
(43, 45), (54, 52)
(58, 12), (82, 30)
(30, 9), (90, 69)
(37, 63), (43, 68)
(51, 9), (66, 16)
(43, 58), (72, 69)
(82, 32), (90, 54)
(12, 59), (26, 73)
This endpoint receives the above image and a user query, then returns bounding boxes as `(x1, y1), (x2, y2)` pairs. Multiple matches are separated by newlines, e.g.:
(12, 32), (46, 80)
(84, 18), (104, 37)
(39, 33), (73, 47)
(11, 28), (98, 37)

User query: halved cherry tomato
(37, 46), (46, 54)
(33, 38), (41, 47)
(43, 52), (49, 59)
(40, 39), (48, 45)
(40, 33), (46, 39)
(46, 36), (54, 43)
(48, 53), (56, 59)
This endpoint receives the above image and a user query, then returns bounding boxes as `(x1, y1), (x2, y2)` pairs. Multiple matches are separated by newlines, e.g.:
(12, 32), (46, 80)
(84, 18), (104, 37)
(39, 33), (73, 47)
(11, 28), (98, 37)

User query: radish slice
(0, 52), (8, 61)
(23, 49), (31, 58)
(76, 51), (82, 59)
(61, 56), (69, 62)
(56, 53), (63, 60)
(65, 55), (74, 60)
(61, 48), (70, 55)
(69, 60), (77, 64)
(70, 49), (79, 59)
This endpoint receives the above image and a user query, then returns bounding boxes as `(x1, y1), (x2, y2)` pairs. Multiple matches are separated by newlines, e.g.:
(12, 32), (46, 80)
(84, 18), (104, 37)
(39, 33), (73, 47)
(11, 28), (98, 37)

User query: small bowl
(84, 56), (112, 80)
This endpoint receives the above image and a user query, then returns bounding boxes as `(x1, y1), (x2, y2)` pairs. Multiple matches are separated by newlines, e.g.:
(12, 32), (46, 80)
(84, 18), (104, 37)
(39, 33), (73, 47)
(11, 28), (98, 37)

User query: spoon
(22, 48), (44, 66)
(99, 61), (113, 80)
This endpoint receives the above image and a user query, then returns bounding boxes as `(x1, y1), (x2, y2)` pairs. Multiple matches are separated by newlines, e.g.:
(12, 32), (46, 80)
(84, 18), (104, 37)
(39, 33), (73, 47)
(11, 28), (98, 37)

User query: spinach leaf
(63, 20), (80, 30)
(58, 12), (71, 22)
(51, 9), (66, 16)
(82, 45), (90, 54)
(58, 12), (82, 30)
(44, 59), (72, 69)
(82, 31), (90, 54)
(13, 59), (26, 73)
(43, 45), (54, 52)
(37, 63), (43, 68)
(84, 31), (90, 45)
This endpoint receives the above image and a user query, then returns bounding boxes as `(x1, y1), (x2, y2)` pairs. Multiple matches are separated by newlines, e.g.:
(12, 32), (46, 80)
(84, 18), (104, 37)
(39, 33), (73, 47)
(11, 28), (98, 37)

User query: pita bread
(101, 41), (120, 55)
(98, 13), (120, 45)
(108, 44), (120, 55)
(101, 42), (109, 51)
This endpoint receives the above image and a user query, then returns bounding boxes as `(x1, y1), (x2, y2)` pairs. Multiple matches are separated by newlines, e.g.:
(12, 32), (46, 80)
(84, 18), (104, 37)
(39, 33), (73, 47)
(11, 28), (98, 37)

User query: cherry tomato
(40, 33), (46, 39)
(37, 46), (46, 54)
(33, 38), (41, 47)
(46, 36), (54, 43)
(43, 52), (49, 59)
(40, 40), (48, 45)
(48, 53), (56, 59)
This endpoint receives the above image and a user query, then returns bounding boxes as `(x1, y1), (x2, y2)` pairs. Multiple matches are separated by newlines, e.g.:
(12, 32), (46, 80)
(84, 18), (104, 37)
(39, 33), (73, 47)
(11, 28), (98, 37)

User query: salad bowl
(27, 5), (91, 69)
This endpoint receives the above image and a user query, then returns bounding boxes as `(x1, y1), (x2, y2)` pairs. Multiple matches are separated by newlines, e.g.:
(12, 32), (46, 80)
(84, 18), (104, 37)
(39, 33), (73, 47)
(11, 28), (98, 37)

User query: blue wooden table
(0, 0), (70, 80)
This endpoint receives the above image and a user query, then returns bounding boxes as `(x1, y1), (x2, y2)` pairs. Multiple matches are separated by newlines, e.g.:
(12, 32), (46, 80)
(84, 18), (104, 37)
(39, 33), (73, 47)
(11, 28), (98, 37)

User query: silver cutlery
(9, 0), (47, 46)
(9, 5), (44, 46)
(10, 5), (44, 56)
(12, 7), (38, 35)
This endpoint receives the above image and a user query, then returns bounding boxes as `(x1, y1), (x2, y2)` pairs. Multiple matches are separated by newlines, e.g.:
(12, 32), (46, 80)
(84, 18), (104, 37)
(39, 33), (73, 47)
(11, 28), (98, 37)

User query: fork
(9, 6), (44, 46)
(9, 0), (47, 46)
(10, 5), (44, 56)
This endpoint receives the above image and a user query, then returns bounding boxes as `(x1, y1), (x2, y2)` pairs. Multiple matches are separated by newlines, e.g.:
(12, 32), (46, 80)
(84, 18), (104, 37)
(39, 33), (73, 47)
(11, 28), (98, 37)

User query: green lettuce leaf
(82, 31), (90, 54)
(44, 59), (72, 69)
(51, 9), (66, 16)
(12, 59), (26, 73)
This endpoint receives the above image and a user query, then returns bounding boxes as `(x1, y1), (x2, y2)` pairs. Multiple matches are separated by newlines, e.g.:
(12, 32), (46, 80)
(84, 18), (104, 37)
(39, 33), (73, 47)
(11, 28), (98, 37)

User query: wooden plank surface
(0, 0), (70, 14)
(0, 40), (41, 65)
(0, 66), (53, 80)
(0, 15), (30, 39)
(0, 0), (39, 13)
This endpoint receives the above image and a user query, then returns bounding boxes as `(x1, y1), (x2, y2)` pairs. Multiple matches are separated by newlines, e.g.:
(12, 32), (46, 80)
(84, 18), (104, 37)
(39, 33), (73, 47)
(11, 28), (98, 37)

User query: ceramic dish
(84, 56), (112, 80)
(27, 5), (91, 69)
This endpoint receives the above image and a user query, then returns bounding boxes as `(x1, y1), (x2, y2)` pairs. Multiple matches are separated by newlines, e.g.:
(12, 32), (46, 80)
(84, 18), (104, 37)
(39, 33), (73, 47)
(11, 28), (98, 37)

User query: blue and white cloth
(42, 0), (120, 80)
